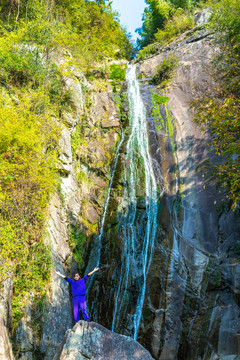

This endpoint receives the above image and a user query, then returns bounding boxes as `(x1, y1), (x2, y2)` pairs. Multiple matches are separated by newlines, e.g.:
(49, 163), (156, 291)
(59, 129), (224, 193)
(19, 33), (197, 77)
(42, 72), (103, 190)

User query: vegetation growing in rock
(0, 0), (133, 329)
(137, 9), (194, 59)
(68, 223), (87, 268)
(109, 64), (127, 82)
(137, 43), (162, 60)
(151, 92), (175, 148)
(154, 9), (194, 45)
(193, 0), (240, 210)
(150, 54), (179, 87)
(0, 88), (59, 324)
(136, 0), (201, 58)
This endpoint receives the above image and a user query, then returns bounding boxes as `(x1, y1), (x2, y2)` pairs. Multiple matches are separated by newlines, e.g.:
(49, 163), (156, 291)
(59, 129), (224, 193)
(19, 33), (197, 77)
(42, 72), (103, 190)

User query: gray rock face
(0, 278), (13, 360)
(91, 92), (119, 128)
(14, 306), (35, 360)
(138, 21), (240, 358)
(0, 317), (14, 360)
(86, 13), (240, 360)
(194, 9), (211, 26)
(135, 23), (240, 359)
(54, 321), (154, 360)
(0, 277), (12, 330)
(59, 127), (73, 175)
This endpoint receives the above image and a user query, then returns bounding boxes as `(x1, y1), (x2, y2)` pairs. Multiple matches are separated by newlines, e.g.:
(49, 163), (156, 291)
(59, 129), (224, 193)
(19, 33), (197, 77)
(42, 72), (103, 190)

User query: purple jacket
(65, 275), (89, 297)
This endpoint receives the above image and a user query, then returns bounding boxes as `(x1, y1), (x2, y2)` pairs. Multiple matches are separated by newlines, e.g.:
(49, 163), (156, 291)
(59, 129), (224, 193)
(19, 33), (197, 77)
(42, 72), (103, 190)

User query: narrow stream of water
(96, 131), (125, 268)
(111, 64), (159, 340)
(86, 130), (125, 298)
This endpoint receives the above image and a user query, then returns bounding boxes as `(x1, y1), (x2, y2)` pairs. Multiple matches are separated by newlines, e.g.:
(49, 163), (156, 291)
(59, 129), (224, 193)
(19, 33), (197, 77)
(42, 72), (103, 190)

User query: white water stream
(87, 131), (124, 315)
(111, 64), (159, 340)
(95, 131), (125, 267)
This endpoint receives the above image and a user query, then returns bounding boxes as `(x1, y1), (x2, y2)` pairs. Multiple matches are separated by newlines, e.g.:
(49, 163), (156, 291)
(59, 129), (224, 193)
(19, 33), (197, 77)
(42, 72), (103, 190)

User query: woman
(56, 267), (99, 322)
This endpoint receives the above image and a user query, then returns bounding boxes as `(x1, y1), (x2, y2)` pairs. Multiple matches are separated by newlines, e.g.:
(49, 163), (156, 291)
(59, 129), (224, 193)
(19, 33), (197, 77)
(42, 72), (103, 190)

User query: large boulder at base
(54, 321), (154, 360)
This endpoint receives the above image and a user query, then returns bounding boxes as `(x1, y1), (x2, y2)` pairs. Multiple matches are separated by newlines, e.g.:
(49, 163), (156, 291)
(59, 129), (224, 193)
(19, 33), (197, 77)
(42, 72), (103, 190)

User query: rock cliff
(1, 11), (239, 360)
(4, 59), (124, 359)
(137, 27), (240, 360)
(85, 12), (240, 360)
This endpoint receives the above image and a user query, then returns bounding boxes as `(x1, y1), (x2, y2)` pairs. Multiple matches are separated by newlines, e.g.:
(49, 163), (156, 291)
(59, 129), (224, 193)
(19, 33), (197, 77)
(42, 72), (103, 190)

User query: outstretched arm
(55, 271), (66, 279)
(87, 267), (99, 276)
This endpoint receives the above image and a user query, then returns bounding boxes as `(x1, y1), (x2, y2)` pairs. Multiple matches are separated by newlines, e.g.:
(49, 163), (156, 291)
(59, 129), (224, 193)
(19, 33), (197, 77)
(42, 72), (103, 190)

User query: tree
(137, 0), (172, 48)
(137, 0), (196, 48)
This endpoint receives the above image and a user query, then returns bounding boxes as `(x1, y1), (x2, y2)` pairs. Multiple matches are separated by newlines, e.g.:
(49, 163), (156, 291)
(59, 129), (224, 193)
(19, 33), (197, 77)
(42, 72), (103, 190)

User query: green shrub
(155, 10), (194, 46)
(68, 224), (86, 268)
(137, 42), (161, 60)
(12, 241), (52, 325)
(151, 93), (169, 104)
(109, 64), (126, 81)
(150, 54), (179, 87)
(0, 89), (59, 327)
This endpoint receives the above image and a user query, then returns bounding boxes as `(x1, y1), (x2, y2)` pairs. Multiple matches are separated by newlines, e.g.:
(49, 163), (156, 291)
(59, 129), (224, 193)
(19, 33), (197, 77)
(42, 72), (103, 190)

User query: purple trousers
(72, 295), (89, 322)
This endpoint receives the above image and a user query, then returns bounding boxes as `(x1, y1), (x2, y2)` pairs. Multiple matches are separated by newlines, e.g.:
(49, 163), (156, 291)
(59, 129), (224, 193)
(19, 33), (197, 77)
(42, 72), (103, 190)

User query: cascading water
(111, 64), (159, 340)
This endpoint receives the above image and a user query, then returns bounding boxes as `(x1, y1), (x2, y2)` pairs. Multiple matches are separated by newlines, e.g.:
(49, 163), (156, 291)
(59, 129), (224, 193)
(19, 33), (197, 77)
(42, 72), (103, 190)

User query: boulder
(83, 203), (99, 224)
(54, 321), (153, 360)
(59, 127), (73, 175)
(91, 92), (119, 128)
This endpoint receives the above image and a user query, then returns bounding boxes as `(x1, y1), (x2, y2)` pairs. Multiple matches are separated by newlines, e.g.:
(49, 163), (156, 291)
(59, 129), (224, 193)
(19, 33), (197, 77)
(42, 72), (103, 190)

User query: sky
(111, 0), (146, 41)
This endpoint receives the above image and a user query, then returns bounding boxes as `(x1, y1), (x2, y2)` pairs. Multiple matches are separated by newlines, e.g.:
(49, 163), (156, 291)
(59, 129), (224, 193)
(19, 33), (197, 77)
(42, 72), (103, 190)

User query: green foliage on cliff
(137, 9), (194, 59)
(193, 0), (240, 209)
(0, 0), (132, 327)
(109, 64), (127, 82)
(137, 0), (199, 52)
(0, 0), (133, 66)
(68, 224), (86, 268)
(154, 9), (194, 45)
(151, 92), (175, 144)
(0, 90), (59, 324)
(150, 54), (179, 87)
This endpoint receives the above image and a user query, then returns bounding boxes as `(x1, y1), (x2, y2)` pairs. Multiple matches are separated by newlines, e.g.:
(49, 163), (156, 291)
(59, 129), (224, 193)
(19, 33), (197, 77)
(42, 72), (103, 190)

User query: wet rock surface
(54, 321), (154, 360)
(133, 21), (240, 360)
(86, 14), (240, 360)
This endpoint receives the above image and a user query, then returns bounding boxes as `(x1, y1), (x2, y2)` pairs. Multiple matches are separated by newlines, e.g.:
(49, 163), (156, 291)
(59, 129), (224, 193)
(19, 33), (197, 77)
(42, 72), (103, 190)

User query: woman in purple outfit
(56, 267), (99, 322)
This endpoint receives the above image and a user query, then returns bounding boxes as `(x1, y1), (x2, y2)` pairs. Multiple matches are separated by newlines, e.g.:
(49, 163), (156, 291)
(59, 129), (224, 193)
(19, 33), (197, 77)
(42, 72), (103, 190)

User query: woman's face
(74, 273), (81, 281)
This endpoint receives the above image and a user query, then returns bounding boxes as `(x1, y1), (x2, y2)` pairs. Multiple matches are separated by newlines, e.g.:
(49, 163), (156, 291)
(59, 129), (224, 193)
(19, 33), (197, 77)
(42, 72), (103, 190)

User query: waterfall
(111, 64), (158, 340)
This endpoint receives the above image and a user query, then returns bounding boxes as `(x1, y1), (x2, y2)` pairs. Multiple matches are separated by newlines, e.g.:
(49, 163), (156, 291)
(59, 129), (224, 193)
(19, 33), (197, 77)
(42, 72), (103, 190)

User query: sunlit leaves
(193, 0), (240, 209)
(0, 0), (133, 327)
(0, 89), (59, 322)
